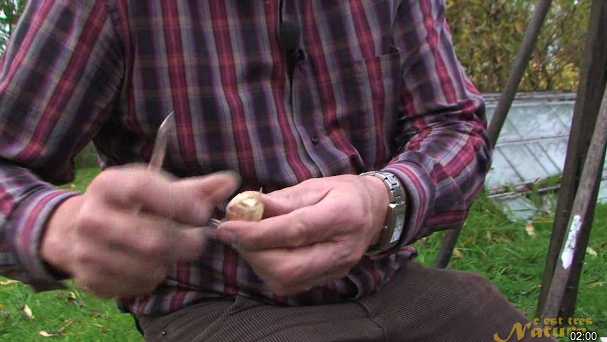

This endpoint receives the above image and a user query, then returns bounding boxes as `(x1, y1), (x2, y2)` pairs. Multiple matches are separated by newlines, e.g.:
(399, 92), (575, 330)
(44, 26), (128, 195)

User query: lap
(137, 261), (555, 342)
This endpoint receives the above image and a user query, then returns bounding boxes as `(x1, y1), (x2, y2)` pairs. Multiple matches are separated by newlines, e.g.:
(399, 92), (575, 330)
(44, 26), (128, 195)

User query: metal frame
(537, 0), (607, 318)
(436, 0), (607, 323)
(541, 83), (607, 319)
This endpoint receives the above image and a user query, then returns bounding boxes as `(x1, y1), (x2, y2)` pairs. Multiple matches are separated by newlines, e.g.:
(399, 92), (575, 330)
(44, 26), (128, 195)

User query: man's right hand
(41, 165), (239, 298)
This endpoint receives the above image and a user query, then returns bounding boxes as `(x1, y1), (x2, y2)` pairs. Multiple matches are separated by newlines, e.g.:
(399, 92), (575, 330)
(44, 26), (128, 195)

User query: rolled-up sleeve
(382, 0), (491, 247)
(0, 0), (124, 290)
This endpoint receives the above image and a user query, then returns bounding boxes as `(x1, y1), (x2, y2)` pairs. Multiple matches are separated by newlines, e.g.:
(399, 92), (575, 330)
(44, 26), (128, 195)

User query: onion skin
(225, 191), (264, 221)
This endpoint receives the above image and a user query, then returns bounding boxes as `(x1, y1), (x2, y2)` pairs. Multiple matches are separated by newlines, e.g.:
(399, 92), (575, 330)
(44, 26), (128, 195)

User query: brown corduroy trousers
(137, 261), (556, 342)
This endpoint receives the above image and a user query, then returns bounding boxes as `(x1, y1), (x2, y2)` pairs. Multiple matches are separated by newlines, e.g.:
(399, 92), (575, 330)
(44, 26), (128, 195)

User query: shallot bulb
(225, 191), (264, 221)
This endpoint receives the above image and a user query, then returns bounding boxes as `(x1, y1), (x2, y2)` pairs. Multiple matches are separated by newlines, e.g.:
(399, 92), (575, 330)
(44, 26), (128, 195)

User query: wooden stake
(537, 0), (607, 317)
(541, 86), (607, 319)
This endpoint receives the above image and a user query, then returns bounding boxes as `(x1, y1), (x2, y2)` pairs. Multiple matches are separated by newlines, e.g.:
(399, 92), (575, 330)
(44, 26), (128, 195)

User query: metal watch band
(360, 171), (407, 256)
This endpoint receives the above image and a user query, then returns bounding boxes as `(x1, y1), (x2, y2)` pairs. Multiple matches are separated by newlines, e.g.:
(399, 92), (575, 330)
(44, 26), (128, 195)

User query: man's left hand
(216, 175), (389, 296)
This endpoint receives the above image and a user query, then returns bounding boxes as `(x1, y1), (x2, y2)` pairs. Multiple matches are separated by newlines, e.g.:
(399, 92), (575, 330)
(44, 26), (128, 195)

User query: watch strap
(361, 171), (407, 256)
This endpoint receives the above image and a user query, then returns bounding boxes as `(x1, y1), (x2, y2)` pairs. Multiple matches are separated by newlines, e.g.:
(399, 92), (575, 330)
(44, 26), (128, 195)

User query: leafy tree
(446, 0), (590, 92)
(0, 0), (26, 53)
(0, 0), (592, 92)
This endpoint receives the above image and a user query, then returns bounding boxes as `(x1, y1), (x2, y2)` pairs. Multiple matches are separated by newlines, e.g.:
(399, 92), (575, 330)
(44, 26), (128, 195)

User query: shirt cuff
(8, 187), (79, 291)
(381, 161), (433, 250)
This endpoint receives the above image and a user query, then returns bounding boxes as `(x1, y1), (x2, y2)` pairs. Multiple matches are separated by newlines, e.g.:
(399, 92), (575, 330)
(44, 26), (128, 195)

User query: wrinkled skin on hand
(41, 165), (240, 298)
(217, 175), (389, 296)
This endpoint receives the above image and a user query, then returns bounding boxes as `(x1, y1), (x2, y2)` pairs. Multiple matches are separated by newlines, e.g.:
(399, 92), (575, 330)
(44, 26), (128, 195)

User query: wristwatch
(360, 171), (407, 256)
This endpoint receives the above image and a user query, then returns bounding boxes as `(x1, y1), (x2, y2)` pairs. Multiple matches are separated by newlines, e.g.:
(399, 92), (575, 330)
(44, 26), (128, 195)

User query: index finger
(94, 167), (240, 226)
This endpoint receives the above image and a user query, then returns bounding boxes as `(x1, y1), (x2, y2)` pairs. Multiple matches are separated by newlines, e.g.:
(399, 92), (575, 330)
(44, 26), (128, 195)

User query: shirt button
(311, 136), (320, 145)
(296, 49), (306, 61)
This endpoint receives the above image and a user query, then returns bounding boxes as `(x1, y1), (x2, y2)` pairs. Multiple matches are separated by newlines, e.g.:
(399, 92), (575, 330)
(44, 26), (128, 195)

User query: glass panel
(526, 142), (561, 176)
(499, 144), (550, 183)
(598, 180), (607, 204)
(555, 103), (574, 129)
(494, 119), (522, 144)
(485, 148), (524, 189)
(509, 103), (571, 139)
(539, 138), (569, 171)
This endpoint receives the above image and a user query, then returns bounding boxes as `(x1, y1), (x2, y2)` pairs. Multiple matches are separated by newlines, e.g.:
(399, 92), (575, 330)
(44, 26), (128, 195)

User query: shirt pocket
(304, 48), (404, 170)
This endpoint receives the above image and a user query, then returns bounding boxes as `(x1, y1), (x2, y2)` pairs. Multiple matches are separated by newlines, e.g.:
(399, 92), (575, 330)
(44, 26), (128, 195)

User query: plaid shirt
(0, 0), (490, 315)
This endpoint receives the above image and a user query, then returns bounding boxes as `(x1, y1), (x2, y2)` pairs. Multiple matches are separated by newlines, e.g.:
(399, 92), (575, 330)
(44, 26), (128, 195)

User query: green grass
(0, 168), (141, 341)
(415, 193), (607, 340)
(0, 167), (605, 341)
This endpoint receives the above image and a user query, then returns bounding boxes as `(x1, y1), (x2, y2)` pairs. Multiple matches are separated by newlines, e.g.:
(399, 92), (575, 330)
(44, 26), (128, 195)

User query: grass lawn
(0, 167), (605, 341)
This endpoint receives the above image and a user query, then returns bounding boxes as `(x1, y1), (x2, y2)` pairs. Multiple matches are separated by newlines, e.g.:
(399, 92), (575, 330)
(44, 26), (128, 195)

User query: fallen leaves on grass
(485, 231), (493, 242)
(56, 290), (85, 307)
(66, 291), (84, 307)
(39, 319), (75, 338)
(453, 248), (464, 259)
(22, 304), (33, 320)
(586, 247), (598, 257)
(0, 279), (19, 286)
(525, 223), (537, 238)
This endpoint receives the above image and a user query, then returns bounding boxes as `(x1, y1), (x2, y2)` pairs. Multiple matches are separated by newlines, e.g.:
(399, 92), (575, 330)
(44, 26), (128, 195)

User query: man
(0, 1), (554, 341)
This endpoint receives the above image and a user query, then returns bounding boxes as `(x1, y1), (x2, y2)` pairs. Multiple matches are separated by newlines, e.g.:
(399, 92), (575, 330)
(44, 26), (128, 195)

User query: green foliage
(0, 0), (25, 54)
(0, 0), (592, 93)
(446, 0), (591, 92)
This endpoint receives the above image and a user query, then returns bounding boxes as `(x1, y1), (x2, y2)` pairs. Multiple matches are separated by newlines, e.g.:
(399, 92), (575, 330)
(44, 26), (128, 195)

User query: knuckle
(140, 233), (169, 258)
(289, 215), (308, 246)
(90, 168), (138, 195)
(121, 175), (148, 202)
(75, 210), (103, 236)
(73, 246), (96, 266)
(89, 170), (116, 193)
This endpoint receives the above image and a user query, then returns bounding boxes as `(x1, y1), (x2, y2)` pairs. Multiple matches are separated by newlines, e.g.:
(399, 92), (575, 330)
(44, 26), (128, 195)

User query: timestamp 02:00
(569, 330), (599, 341)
